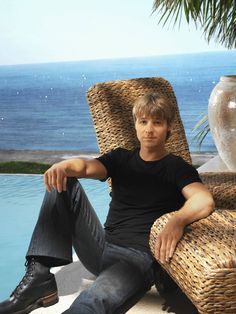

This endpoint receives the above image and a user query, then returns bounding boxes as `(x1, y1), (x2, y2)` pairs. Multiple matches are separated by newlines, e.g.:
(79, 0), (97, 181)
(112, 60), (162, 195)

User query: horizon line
(0, 49), (233, 67)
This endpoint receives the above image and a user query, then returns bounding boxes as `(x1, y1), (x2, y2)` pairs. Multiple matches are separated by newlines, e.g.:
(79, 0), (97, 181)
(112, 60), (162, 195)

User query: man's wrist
(170, 213), (187, 228)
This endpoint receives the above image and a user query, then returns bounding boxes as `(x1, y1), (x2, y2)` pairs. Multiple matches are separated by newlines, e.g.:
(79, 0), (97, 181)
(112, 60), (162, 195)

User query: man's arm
(154, 182), (215, 264)
(44, 158), (107, 193)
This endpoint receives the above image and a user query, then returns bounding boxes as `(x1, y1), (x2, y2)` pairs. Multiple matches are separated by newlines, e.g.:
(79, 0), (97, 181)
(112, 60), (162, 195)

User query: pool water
(0, 175), (110, 300)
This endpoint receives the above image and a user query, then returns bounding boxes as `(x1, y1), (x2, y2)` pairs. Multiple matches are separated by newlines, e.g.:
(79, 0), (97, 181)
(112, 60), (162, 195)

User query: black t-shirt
(96, 147), (201, 254)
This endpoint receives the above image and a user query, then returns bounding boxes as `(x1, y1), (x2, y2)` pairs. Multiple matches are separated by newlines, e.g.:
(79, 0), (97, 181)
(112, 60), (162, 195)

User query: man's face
(135, 115), (170, 149)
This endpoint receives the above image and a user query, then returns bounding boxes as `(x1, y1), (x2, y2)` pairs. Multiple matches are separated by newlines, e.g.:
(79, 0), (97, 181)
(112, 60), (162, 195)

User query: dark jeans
(26, 177), (156, 314)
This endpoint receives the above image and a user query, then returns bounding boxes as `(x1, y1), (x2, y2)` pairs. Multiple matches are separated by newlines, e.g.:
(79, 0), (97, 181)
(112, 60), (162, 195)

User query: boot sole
(13, 291), (59, 314)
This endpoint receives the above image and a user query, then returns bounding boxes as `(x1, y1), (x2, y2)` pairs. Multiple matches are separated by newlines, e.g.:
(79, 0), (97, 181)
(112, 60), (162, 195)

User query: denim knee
(67, 260), (152, 314)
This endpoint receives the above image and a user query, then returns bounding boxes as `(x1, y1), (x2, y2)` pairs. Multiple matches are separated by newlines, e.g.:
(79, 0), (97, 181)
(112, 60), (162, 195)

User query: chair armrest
(199, 172), (236, 210)
(149, 209), (236, 313)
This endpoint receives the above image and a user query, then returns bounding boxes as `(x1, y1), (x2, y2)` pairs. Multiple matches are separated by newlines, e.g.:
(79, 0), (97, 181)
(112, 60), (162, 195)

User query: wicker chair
(86, 77), (236, 314)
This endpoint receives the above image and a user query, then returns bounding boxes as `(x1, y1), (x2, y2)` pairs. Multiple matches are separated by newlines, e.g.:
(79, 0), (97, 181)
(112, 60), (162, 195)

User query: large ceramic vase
(208, 75), (236, 171)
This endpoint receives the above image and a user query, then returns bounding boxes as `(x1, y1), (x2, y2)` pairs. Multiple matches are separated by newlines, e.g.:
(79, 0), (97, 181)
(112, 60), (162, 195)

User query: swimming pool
(0, 175), (110, 300)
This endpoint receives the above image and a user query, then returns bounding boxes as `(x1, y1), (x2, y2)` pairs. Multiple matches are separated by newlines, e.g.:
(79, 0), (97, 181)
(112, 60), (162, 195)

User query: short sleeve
(96, 147), (125, 180)
(173, 157), (202, 191)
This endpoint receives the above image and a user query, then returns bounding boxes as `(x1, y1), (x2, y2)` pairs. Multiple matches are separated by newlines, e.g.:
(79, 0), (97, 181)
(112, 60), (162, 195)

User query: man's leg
(63, 261), (153, 314)
(63, 243), (155, 314)
(27, 177), (106, 274)
(0, 177), (106, 314)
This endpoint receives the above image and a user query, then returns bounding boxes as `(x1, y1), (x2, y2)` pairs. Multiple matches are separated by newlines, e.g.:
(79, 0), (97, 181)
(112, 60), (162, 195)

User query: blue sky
(0, 0), (228, 65)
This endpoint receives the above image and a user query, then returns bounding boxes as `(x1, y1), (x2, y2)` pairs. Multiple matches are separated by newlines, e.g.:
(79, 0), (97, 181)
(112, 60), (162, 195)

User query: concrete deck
(197, 154), (230, 172)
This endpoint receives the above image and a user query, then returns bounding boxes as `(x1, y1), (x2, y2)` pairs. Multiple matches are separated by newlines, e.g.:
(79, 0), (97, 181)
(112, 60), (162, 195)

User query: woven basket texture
(200, 172), (236, 210)
(87, 77), (191, 164)
(150, 209), (236, 314)
(86, 77), (236, 314)
(150, 172), (236, 314)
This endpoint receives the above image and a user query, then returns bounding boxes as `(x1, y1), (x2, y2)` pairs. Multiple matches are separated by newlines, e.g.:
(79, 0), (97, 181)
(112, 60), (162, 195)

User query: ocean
(0, 50), (236, 153)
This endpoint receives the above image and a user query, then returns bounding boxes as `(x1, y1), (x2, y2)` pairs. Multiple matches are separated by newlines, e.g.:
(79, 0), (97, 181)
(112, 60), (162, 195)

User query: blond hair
(132, 93), (175, 125)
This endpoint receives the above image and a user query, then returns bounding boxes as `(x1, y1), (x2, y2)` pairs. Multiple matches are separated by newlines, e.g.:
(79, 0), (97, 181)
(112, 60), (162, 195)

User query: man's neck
(139, 147), (168, 161)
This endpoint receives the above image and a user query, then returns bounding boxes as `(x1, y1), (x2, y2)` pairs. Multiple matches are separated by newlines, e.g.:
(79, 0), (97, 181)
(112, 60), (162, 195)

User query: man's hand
(43, 158), (107, 193)
(154, 182), (214, 264)
(44, 162), (68, 193)
(154, 217), (184, 264)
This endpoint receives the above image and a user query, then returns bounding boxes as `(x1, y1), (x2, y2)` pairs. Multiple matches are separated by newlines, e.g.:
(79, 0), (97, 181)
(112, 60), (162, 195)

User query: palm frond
(191, 113), (210, 150)
(152, 0), (236, 48)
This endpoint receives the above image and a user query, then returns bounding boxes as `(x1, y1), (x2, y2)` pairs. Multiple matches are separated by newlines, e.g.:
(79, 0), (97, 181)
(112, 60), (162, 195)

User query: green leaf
(152, 0), (236, 48)
(191, 113), (210, 150)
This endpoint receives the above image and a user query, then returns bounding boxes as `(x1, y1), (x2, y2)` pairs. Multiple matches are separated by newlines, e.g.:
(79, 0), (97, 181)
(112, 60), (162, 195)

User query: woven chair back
(87, 77), (191, 164)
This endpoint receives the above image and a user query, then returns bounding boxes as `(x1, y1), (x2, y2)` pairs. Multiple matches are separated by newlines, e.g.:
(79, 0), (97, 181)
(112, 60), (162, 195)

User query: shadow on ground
(161, 288), (198, 314)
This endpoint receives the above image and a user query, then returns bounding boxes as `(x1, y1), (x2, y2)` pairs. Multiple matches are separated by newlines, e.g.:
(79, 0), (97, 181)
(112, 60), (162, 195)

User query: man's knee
(67, 261), (151, 314)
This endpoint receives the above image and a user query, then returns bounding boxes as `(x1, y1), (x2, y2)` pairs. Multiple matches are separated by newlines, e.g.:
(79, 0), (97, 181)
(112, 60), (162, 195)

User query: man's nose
(145, 122), (154, 132)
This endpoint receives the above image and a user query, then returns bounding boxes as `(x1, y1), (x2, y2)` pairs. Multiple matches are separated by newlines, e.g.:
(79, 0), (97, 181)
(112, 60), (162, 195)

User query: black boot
(0, 258), (58, 314)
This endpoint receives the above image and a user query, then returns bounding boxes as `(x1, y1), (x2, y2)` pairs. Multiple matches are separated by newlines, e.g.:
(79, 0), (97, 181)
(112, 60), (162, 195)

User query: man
(0, 93), (215, 314)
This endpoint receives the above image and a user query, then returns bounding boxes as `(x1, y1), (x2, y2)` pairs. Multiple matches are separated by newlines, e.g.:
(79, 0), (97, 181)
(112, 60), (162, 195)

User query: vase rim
(220, 75), (236, 82)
